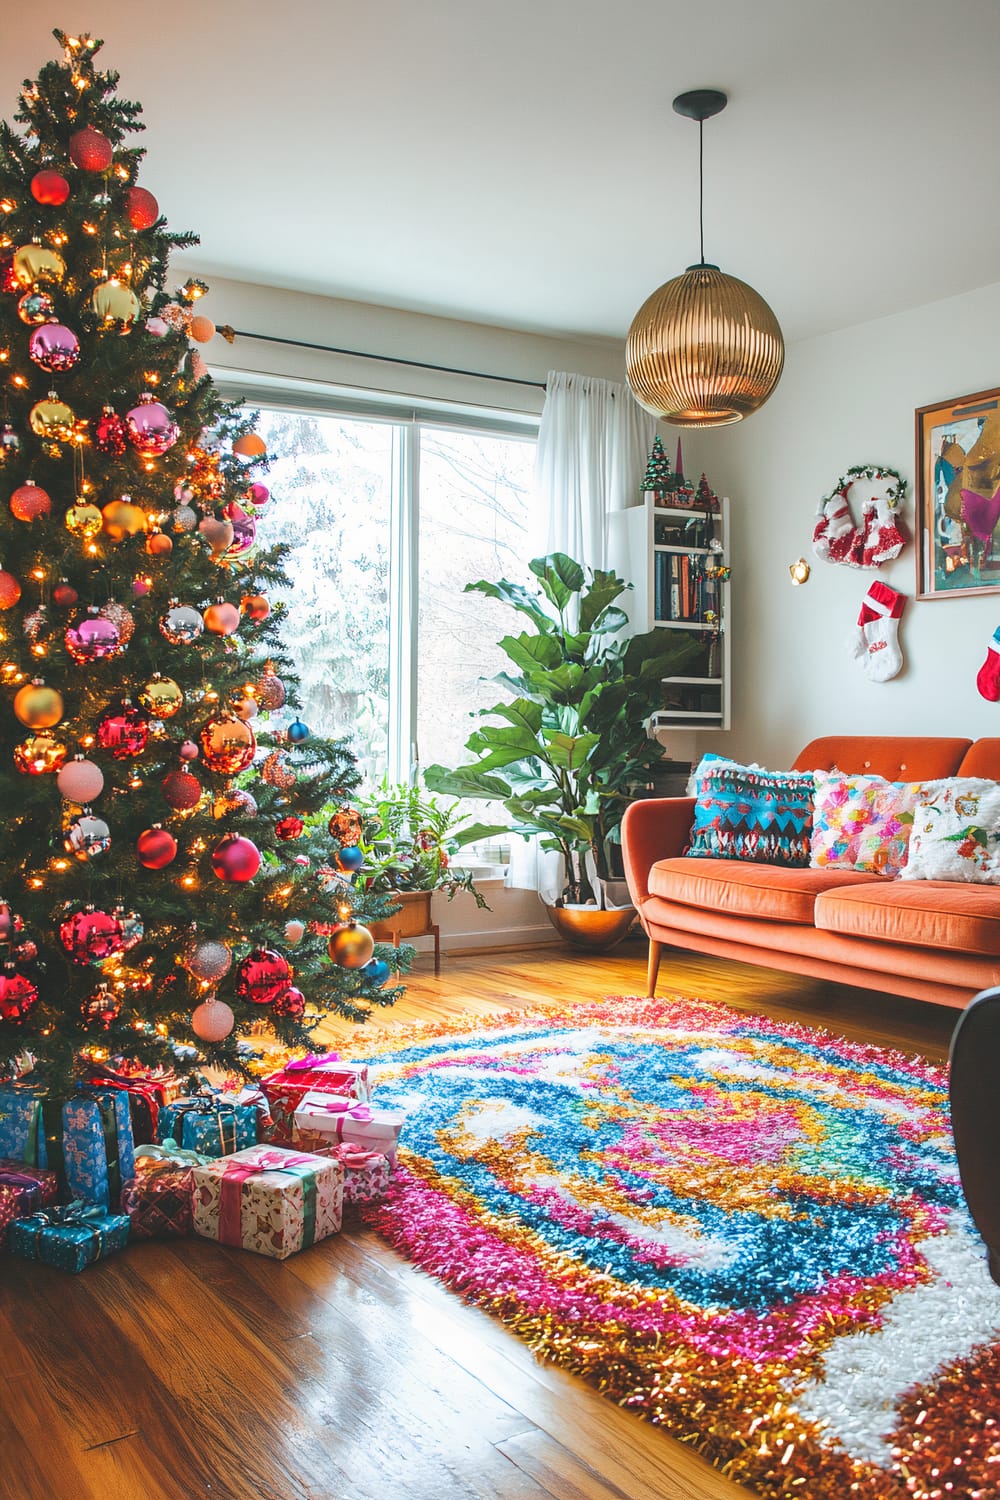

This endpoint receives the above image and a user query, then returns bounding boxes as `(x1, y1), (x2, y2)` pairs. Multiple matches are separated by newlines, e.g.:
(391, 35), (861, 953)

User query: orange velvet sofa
(621, 736), (1000, 1010)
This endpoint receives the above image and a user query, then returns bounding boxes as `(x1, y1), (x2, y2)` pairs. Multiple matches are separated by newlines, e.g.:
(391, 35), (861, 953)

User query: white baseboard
(408, 922), (560, 954)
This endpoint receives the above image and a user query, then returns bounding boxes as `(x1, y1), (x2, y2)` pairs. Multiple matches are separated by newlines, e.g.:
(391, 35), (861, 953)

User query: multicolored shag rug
(359, 995), (1000, 1499)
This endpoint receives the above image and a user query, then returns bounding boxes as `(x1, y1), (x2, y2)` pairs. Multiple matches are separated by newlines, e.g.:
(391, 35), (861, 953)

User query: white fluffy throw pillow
(901, 777), (1000, 883)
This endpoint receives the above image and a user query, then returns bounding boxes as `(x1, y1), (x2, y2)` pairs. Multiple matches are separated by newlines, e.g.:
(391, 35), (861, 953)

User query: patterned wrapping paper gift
(120, 1141), (210, 1239)
(0, 1084), (136, 1210)
(7, 1201), (131, 1272)
(293, 1092), (405, 1166)
(157, 1094), (257, 1158)
(85, 1063), (183, 1145)
(191, 1145), (343, 1260)
(0, 1159), (59, 1248)
(261, 1055), (371, 1145)
(320, 1142), (391, 1207)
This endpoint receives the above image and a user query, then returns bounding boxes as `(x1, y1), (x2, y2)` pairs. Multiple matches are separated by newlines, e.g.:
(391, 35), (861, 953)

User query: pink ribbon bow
(285, 1053), (339, 1072)
(337, 1143), (383, 1168)
(316, 1100), (371, 1121)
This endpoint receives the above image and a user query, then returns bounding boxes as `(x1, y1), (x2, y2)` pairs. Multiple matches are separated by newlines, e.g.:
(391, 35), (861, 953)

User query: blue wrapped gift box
(0, 1085), (136, 1209)
(8, 1202), (130, 1272)
(157, 1095), (257, 1158)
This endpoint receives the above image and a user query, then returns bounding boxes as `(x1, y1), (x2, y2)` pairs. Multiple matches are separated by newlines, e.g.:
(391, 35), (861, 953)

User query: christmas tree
(0, 32), (409, 1094)
(639, 434), (672, 497)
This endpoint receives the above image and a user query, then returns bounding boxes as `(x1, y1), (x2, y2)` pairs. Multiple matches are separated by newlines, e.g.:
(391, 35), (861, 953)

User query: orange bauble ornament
(240, 594), (270, 622)
(10, 482), (51, 522)
(13, 680), (63, 729)
(203, 600), (240, 636)
(0, 571), (21, 609)
(232, 433), (266, 459)
(188, 315), (215, 343)
(146, 529), (173, 556)
(102, 499), (147, 541)
(327, 923), (375, 969)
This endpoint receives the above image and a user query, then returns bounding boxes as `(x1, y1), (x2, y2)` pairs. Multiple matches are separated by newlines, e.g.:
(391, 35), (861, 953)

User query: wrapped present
(0, 1085), (135, 1210)
(261, 1055), (371, 1146)
(293, 1092), (404, 1165)
(191, 1145), (343, 1260)
(85, 1064), (180, 1144)
(120, 1141), (209, 1239)
(8, 1200), (130, 1272)
(320, 1142), (391, 1207)
(0, 1159), (59, 1248)
(157, 1094), (257, 1158)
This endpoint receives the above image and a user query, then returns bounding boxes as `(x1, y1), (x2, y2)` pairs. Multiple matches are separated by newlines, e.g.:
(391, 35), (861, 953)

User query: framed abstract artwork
(915, 386), (1000, 599)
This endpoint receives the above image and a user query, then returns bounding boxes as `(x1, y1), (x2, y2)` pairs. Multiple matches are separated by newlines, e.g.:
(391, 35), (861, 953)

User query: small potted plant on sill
(424, 552), (698, 950)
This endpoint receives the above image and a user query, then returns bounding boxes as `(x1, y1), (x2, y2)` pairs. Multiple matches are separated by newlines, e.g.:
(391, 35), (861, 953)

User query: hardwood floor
(0, 938), (961, 1500)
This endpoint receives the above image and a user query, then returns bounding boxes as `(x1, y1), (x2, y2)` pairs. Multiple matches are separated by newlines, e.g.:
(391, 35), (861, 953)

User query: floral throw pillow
(809, 771), (922, 878)
(686, 763), (814, 867)
(901, 777), (1000, 884)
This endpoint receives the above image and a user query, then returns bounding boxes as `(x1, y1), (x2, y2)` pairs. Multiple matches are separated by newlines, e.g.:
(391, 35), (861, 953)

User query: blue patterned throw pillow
(686, 763), (815, 866)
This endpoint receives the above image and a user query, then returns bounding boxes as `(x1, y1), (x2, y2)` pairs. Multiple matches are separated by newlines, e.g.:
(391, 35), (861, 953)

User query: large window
(251, 403), (536, 786)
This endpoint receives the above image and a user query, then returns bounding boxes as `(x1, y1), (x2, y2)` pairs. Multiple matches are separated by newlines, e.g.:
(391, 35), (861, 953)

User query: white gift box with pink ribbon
(293, 1091), (405, 1165)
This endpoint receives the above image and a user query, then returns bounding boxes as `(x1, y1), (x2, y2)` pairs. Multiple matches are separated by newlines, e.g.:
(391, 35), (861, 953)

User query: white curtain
(508, 371), (656, 893)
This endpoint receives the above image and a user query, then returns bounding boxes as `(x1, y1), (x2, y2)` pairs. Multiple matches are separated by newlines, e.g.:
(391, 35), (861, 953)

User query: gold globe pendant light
(626, 89), (784, 428)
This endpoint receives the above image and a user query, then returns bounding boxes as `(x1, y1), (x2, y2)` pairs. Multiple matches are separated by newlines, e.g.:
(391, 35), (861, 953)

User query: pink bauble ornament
(273, 985), (306, 1019)
(185, 939), (232, 983)
(10, 482), (51, 521)
(203, 600), (240, 637)
(179, 740), (199, 761)
(257, 666), (286, 711)
(284, 920), (306, 945)
(212, 788), (258, 820)
(125, 394), (179, 457)
(293, 854), (310, 867)
(248, 483), (270, 507)
(136, 825), (177, 869)
(68, 127), (113, 172)
(211, 834), (261, 883)
(124, 186), (159, 230)
(57, 756), (104, 802)
(224, 502), (256, 556)
(145, 316), (169, 338)
(234, 947), (291, 1006)
(132, 575), (152, 598)
(162, 769), (202, 812)
(65, 610), (121, 663)
(327, 923), (375, 969)
(29, 321), (79, 374)
(97, 700), (149, 758)
(59, 905), (124, 965)
(198, 516), (233, 555)
(191, 997), (235, 1042)
(0, 906), (23, 940)
(0, 966), (39, 1024)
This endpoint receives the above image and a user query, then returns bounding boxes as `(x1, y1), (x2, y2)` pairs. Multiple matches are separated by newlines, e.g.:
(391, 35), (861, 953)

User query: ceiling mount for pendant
(625, 86), (785, 429)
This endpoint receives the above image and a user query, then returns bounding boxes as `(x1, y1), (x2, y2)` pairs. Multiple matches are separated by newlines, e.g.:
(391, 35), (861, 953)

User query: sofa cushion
(686, 762), (815, 867)
(809, 770), (922, 878)
(650, 857), (880, 925)
(816, 880), (1000, 956)
(901, 777), (1000, 884)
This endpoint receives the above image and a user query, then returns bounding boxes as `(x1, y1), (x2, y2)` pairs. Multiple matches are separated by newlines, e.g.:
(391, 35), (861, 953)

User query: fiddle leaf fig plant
(424, 553), (698, 907)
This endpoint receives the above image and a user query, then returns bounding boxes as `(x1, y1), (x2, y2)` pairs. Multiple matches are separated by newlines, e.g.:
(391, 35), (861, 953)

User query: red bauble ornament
(124, 186), (159, 230)
(68, 127), (113, 172)
(211, 834), (261, 884)
(52, 581), (78, 608)
(0, 966), (39, 1024)
(0, 571), (21, 609)
(31, 169), (70, 206)
(275, 815), (304, 841)
(136, 825), (177, 869)
(203, 600), (240, 637)
(199, 714), (256, 775)
(248, 483), (270, 506)
(97, 700), (149, 758)
(234, 947), (291, 1005)
(273, 985), (306, 1019)
(94, 407), (128, 456)
(59, 905), (125, 965)
(240, 594), (270, 622)
(10, 482), (51, 522)
(162, 769), (202, 811)
(80, 984), (121, 1030)
(0, 905), (23, 939)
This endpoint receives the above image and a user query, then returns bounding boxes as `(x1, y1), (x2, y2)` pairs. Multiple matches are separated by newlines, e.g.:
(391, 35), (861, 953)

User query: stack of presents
(0, 1054), (404, 1272)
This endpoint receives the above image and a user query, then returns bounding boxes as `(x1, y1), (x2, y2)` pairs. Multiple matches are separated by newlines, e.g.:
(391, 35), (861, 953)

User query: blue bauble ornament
(334, 844), (365, 873)
(288, 717), (310, 742)
(361, 957), (391, 987)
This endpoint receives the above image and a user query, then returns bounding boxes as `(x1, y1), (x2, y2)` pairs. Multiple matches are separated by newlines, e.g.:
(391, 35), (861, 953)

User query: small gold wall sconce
(789, 558), (810, 585)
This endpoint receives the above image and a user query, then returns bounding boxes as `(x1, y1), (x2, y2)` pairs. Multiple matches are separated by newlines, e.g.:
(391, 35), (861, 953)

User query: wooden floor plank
(0, 943), (961, 1500)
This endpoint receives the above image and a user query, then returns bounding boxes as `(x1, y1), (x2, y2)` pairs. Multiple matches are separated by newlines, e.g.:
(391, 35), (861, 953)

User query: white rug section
(458, 1098), (548, 1143)
(790, 1220), (1000, 1465)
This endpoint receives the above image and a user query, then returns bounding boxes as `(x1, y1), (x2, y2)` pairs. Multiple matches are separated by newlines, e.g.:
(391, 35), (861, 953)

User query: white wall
(690, 280), (1000, 770)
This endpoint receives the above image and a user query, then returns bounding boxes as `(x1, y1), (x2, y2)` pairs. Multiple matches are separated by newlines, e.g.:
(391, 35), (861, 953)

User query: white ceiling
(4, 2), (1000, 345)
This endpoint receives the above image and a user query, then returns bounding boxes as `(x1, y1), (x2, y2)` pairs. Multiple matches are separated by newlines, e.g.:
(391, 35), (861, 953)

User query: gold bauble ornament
(327, 923), (375, 969)
(13, 242), (66, 286)
(101, 499), (147, 541)
(138, 674), (183, 719)
(13, 680), (64, 729)
(13, 731), (68, 775)
(88, 279), (141, 333)
(199, 714), (256, 776)
(29, 393), (75, 441)
(65, 500), (103, 538)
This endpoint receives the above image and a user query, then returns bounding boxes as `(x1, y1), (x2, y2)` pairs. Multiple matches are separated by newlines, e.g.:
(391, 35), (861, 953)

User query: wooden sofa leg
(646, 940), (662, 998)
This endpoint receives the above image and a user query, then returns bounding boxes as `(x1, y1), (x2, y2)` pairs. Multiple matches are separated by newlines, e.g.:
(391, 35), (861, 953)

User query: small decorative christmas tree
(0, 32), (409, 1094)
(640, 434), (672, 504)
(695, 473), (720, 513)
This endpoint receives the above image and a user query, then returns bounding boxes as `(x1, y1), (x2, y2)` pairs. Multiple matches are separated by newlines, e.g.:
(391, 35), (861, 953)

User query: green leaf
(541, 730), (601, 770)
(588, 605), (629, 635)
(529, 553), (585, 611)
(423, 765), (512, 801)
(579, 570), (628, 631)
(466, 577), (553, 632)
(499, 632), (563, 674)
(448, 822), (510, 847)
(482, 699), (544, 735)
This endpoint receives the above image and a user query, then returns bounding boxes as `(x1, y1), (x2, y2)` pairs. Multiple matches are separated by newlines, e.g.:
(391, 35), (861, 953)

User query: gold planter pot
(544, 903), (636, 952)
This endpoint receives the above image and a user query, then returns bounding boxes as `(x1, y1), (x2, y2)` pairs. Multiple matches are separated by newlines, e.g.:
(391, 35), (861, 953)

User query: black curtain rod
(229, 328), (547, 391)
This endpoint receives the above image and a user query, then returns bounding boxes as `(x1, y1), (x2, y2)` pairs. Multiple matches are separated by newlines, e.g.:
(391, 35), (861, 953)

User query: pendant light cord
(698, 117), (706, 266)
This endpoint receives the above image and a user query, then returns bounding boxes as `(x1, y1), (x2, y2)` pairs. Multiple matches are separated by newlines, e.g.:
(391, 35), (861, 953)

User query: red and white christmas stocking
(860, 493), (906, 568)
(813, 490), (863, 566)
(977, 627), (1000, 701)
(848, 581), (906, 682)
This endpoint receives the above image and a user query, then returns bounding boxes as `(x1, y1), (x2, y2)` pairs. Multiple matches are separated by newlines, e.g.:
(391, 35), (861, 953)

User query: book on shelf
(655, 553), (716, 623)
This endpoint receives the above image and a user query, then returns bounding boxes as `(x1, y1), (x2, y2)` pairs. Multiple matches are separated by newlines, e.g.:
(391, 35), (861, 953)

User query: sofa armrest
(621, 796), (695, 904)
